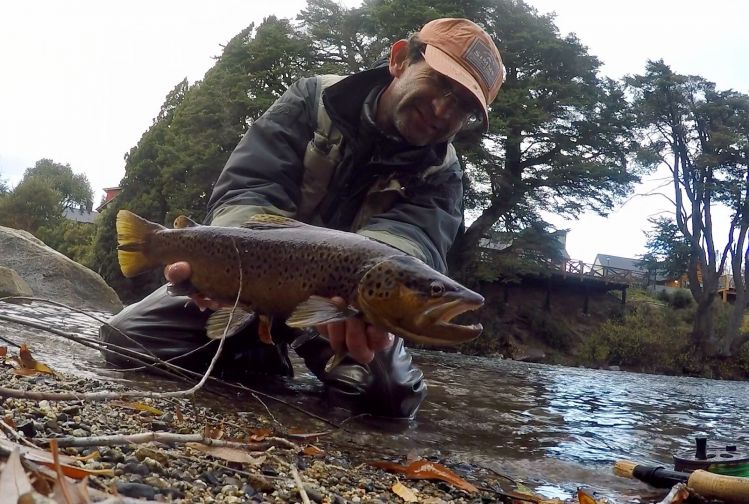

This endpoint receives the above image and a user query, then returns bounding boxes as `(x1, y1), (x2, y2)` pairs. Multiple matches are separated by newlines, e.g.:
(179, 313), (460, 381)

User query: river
(2, 300), (747, 502)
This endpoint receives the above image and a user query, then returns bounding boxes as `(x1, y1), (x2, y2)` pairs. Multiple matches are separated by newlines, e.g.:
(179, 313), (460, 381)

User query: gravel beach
(0, 353), (510, 503)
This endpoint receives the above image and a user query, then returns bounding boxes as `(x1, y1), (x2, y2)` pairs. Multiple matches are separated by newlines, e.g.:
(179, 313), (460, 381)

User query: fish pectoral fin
(258, 315), (274, 345)
(285, 296), (358, 328)
(205, 307), (256, 340)
(240, 214), (306, 230)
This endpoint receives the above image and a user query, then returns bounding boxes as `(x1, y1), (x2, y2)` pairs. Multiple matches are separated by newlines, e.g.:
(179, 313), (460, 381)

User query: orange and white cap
(417, 18), (504, 129)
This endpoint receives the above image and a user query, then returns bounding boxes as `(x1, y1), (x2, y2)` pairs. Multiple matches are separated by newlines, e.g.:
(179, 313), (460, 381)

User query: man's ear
(388, 39), (409, 77)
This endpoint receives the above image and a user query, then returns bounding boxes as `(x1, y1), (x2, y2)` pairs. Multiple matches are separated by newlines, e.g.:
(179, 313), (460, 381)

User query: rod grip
(688, 469), (749, 503)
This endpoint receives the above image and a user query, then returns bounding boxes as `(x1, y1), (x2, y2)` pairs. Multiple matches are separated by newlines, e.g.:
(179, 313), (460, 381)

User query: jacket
(205, 66), (464, 273)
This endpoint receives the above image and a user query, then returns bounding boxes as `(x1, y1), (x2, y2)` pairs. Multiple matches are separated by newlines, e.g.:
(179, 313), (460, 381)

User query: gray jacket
(206, 66), (464, 273)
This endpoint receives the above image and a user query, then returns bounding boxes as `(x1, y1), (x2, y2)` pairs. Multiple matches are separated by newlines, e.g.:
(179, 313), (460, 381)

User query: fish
(115, 210), (484, 355)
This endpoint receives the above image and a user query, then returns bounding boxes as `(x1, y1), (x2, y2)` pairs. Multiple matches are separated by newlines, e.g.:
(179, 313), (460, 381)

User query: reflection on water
(2, 302), (748, 501)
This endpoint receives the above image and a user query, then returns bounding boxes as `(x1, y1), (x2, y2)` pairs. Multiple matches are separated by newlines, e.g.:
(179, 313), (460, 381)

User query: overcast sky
(1, 0), (747, 263)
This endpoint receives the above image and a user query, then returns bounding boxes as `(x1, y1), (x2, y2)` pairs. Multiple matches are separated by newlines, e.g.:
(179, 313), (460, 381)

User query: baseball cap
(417, 18), (504, 130)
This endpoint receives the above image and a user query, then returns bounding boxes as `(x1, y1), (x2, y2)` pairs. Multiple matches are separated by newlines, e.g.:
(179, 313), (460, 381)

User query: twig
(290, 460), (311, 504)
(0, 296), (165, 364)
(0, 332), (21, 348)
(37, 431), (298, 450)
(0, 418), (39, 449)
(0, 312), (193, 382)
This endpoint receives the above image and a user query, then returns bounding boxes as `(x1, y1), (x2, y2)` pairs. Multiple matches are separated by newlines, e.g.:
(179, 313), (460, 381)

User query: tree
(92, 17), (318, 301)
(21, 159), (93, 211)
(640, 216), (691, 282)
(445, 0), (639, 276)
(0, 177), (63, 232)
(629, 60), (749, 358)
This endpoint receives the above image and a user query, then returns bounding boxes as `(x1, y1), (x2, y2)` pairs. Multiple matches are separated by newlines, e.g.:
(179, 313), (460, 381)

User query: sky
(1, 0), (747, 264)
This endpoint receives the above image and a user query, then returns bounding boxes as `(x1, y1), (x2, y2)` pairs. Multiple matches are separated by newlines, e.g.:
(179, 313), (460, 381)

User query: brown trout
(116, 210), (484, 348)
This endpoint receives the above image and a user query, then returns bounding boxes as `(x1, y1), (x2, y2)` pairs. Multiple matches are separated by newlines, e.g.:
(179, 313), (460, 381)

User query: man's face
(387, 59), (481, 147)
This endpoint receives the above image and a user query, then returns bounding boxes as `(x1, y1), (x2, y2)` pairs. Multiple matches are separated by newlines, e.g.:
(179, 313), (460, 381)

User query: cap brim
(423, 44), (489, 131)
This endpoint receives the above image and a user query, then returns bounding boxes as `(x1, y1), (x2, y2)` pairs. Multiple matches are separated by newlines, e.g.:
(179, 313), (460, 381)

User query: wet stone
(61, 405), (81, 416)
(71, 428), (89, 437)
(199, 471), (221, 486)
(122, 462), (151, 476)
(115, 482), (156, 500)
(16, 420), (36, 437)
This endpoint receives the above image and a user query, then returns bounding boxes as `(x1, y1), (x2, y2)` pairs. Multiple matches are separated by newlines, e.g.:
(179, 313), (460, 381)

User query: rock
(0, 266), (33, 299)
(115, 482), (156, 500)
(0, 225), (122, 312)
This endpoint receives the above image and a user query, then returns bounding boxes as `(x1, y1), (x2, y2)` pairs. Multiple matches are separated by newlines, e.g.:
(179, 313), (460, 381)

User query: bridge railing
(536, 258), (650, 287)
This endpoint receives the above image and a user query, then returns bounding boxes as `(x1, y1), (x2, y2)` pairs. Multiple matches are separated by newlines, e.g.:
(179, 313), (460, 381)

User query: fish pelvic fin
(205, 307), (256, 340)
(116, 210), (165, 277)
(285, 296), (359, 328)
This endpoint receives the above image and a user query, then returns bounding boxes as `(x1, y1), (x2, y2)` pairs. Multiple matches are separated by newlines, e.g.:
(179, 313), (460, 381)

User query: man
(100, 18), (504, 418)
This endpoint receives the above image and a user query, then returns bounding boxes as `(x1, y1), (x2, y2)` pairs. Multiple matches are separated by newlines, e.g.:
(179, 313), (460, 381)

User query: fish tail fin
(116, 210), (164, 277)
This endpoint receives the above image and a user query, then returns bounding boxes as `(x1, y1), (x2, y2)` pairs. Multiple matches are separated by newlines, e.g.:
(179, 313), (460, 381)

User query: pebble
(115, 482), (156, 500)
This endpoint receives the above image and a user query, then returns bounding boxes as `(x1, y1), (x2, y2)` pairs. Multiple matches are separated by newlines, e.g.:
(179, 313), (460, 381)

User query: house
(63, 207), (98, 224)
(591, 253), (649, 286)
(480, 229), (571, 269)
(96, 186), (121, 212)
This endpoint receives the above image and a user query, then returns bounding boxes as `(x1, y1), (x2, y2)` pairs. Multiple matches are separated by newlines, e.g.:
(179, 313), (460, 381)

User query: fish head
(356, 255), (484, 346)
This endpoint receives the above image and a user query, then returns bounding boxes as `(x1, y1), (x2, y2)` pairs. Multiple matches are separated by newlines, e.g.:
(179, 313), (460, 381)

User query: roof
(593, 254), (646, 271)
(63, 207), (99, 224)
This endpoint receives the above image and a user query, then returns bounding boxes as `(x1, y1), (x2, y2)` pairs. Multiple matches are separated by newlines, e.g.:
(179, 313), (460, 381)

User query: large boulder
(0, 266), (33, 298)
(0, 225), (122, 313)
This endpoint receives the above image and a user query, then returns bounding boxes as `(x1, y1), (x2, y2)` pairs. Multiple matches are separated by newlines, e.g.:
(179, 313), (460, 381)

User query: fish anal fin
(174, 215), (201, 229)
(205, 307), (256, 340)
(258, 315), (274, 345)
(241, 214), (306, 230)
(286, 296), (358, 328)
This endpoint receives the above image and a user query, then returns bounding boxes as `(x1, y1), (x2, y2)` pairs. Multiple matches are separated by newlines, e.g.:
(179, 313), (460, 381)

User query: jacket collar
(322, 66), (448, 169)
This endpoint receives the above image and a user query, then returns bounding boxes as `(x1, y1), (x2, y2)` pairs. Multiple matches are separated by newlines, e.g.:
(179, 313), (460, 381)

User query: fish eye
(429, 281), (445, 297)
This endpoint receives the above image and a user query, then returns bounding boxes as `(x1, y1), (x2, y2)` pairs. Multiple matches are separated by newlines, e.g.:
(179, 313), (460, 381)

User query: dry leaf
(203, 424), (224, 440)
(656, 484), (690, 504)
(0, 346), (7, 357)
(186, 443), (266, 466)
(17, 344), (56, 376)
(175, 406), (184, 423)
(50, 440), (91, 504)
(110, 401), (163, 416)
(577, 488), (599, 504)
(285, 428), (332, 440)
(249, 428), (273, 442)
(0, 438), (113, 479)
(302, 445), (325, 457)
(0, 447), (33, 500)
(392, 481), (418, 502)
(369, 458), (478, 494)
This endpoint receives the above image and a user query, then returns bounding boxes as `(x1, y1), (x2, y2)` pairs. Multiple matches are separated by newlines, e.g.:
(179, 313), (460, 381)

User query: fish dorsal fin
(240, 214), (306, 230)
(286, 296), (359, 328)
(205, 307), (256, 340)
(174, 215), (201, 229)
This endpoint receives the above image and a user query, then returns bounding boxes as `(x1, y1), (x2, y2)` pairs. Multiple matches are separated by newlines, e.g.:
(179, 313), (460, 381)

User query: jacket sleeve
(357, 159), (464, 274)
(206, 78), (317, 227)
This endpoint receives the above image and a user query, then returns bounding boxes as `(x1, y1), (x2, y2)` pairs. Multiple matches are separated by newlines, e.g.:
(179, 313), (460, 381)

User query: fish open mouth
(412, 293), (484, 345)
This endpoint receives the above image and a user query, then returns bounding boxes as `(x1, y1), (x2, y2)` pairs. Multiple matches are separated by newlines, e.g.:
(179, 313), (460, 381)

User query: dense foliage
(88, 0), (642, 302)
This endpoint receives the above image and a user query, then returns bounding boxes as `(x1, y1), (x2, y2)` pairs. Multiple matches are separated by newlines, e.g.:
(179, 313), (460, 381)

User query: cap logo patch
(463, 38), (500, 89)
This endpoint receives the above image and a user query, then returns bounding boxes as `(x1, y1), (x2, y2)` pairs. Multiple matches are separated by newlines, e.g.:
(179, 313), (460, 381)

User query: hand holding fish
(164, 261), (221, 311)
(316, 298), (395, 364)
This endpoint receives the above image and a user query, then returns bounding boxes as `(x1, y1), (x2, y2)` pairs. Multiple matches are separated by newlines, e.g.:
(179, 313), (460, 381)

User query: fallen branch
(37, 431), (298, 450)
(290, 461), (312, 504)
